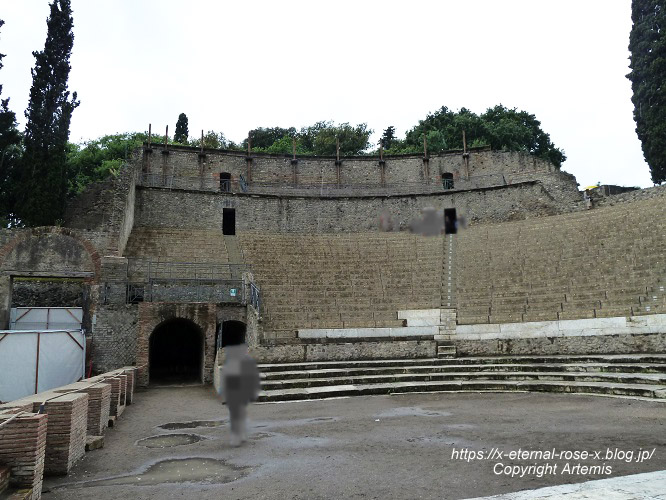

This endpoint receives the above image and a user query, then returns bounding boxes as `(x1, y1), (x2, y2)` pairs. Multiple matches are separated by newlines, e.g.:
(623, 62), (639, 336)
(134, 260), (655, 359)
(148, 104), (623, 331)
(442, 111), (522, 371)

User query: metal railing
(126, 259), (249, 281)
(249, 282), (261, 314)
(103, 279), (245, 304)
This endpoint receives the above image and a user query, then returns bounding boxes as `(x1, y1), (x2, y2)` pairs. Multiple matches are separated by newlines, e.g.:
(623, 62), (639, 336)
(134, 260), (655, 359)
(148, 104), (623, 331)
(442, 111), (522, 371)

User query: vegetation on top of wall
(399, 105), (566, 168)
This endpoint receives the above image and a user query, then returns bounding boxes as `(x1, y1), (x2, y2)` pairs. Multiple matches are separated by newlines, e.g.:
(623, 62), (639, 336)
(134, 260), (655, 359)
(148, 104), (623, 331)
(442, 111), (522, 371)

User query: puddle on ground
(74, 458), (249, 487)
(158, 420), (225, 430)
(375, 407), (452, 418)
(308, 417), (335, 422)
(136, 433), (205, 448)
(249, 432), (273, 441)
(406, 435), (477, 446)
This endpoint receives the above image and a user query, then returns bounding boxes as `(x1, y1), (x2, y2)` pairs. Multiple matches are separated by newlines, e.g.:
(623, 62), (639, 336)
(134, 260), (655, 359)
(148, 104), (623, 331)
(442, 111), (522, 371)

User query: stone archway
(149, 318), (204, 384)
(137, 303), (216, 387)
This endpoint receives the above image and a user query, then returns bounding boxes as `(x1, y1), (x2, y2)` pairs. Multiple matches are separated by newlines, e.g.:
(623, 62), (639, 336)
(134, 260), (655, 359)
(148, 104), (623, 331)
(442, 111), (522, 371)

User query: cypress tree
(19, 0), (79, 226)
(628, 0), (666, 184)
(174, 113), (189, 144)
(0, 19), (22, 226)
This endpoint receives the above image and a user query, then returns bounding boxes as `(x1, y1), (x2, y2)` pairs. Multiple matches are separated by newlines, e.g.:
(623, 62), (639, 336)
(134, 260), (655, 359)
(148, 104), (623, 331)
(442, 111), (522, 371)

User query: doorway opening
(217, 320), (246, 348)
(223, 208), (236, 235)
(149, 318), (204, 384)
(444, 208), (458, 234)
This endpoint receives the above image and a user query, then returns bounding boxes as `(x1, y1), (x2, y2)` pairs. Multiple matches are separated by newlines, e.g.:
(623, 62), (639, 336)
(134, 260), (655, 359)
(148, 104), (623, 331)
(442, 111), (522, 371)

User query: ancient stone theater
(1, 140), (665, 396)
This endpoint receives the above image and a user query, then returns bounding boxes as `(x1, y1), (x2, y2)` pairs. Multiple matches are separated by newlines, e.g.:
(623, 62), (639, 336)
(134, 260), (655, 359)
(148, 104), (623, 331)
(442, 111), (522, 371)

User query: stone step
(257, 380), (666, 402)
(437, 345), (457, 358)
(257, 354), (666, 372)
(260, 363), (666, 380)
(260, 371), (666, 391)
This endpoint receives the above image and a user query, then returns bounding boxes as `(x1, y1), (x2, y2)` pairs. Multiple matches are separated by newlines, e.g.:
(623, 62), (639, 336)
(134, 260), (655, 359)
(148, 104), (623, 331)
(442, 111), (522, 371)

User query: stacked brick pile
(0, 412), (48, 499)
(116, 374), (128, 412)
(54, 382), (111, 436)
(26, 393), (88, 476)
(0, 465), (9, 494)
(0, 367), (140, 497)
(121, 368), (136, 404)
(106, 375), (125, 417)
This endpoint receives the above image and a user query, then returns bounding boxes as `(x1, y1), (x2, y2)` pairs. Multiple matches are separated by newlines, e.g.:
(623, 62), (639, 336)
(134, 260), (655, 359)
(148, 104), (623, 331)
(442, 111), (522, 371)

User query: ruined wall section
(594, 183), (666, 207)
(65, 150), (140, 256)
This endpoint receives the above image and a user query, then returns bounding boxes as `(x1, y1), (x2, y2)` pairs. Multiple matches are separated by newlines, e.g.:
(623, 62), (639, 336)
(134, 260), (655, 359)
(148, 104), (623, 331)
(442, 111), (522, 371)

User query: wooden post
(423, 134), (430, 184)
(200, 130), (204, 154)
(292, 137), (296, 160)
(380, 141), (384, 162)
(463, 130), (470, 179)
(246, 132), (252, 182)
(148, 123), (152, 148)
(335, 136), (341, 187)
(164, 125), (168, 149)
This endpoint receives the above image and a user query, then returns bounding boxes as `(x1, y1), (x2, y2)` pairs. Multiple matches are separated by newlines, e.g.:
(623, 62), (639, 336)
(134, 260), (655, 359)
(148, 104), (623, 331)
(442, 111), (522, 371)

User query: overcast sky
(1, 0), (653, 188)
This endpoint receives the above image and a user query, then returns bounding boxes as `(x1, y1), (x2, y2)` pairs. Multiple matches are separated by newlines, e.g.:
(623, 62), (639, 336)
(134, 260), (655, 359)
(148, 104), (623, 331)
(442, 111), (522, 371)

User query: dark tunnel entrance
(149, 318), (204, 384)
(218, 320), (247, 349)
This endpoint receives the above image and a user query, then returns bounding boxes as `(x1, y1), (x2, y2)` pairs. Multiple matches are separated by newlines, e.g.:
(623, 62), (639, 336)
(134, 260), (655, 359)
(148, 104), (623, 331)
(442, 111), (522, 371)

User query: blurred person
(220, 343), (260, 446)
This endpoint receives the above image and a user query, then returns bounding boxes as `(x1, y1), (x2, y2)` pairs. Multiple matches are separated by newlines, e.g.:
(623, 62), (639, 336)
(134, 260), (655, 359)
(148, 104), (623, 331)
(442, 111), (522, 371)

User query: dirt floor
(42, 386), (666, 500)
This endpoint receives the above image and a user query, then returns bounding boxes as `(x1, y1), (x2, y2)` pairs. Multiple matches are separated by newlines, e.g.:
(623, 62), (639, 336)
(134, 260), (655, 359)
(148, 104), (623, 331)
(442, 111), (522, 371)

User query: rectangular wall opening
(223, 208), (236, 235)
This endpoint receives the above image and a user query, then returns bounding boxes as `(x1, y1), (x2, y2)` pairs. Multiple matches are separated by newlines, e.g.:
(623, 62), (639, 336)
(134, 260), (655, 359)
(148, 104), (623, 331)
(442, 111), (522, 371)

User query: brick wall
(93, 304), (138, 374)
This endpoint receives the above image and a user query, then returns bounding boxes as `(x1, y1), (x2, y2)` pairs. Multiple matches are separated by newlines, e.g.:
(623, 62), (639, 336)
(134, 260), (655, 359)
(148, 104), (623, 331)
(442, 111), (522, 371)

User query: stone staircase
(124, 227), (230, 264)
(238, 232), (442, 342)
(438, 233), (457, 357)
(456, 193), (666, 325)
(256, 354), (666, 402)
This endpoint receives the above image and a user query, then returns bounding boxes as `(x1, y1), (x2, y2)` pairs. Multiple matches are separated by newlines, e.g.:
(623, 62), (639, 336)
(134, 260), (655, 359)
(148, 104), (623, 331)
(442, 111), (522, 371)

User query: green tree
(18, 0), (79, 226)
(404, 105), (565, 168)
(67, 132), (148, 195)
(189, 130), (232, 150)
(628, 0), (666, 184)
(0, 19), (23, 226)
(300, 121), (372, 156)
(174, 113), (189, 144)
(243, 127), (297, 150)
(380, 126), (398, 149)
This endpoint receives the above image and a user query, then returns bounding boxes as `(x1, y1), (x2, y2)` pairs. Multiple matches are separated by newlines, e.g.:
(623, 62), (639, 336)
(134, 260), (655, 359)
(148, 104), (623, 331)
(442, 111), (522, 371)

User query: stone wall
(249, 339), (437, 363)
(134, 181), (566, 232)
(11, 279), (87, 307)
(455, 315), (666, 355)
(92, 304), (138, 374)
(141, 144), (556, 188)
(456, 333), (666, 356)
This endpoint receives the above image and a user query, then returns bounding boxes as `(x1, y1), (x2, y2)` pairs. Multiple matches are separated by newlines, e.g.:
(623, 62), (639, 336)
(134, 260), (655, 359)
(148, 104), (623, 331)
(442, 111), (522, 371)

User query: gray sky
(1, 0), (653, 188)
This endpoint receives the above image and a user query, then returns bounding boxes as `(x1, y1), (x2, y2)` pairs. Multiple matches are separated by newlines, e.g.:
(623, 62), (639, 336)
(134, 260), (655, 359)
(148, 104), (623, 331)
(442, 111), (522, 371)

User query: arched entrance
(149, 318), (204, 384)
(218, 320), (246, 349)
